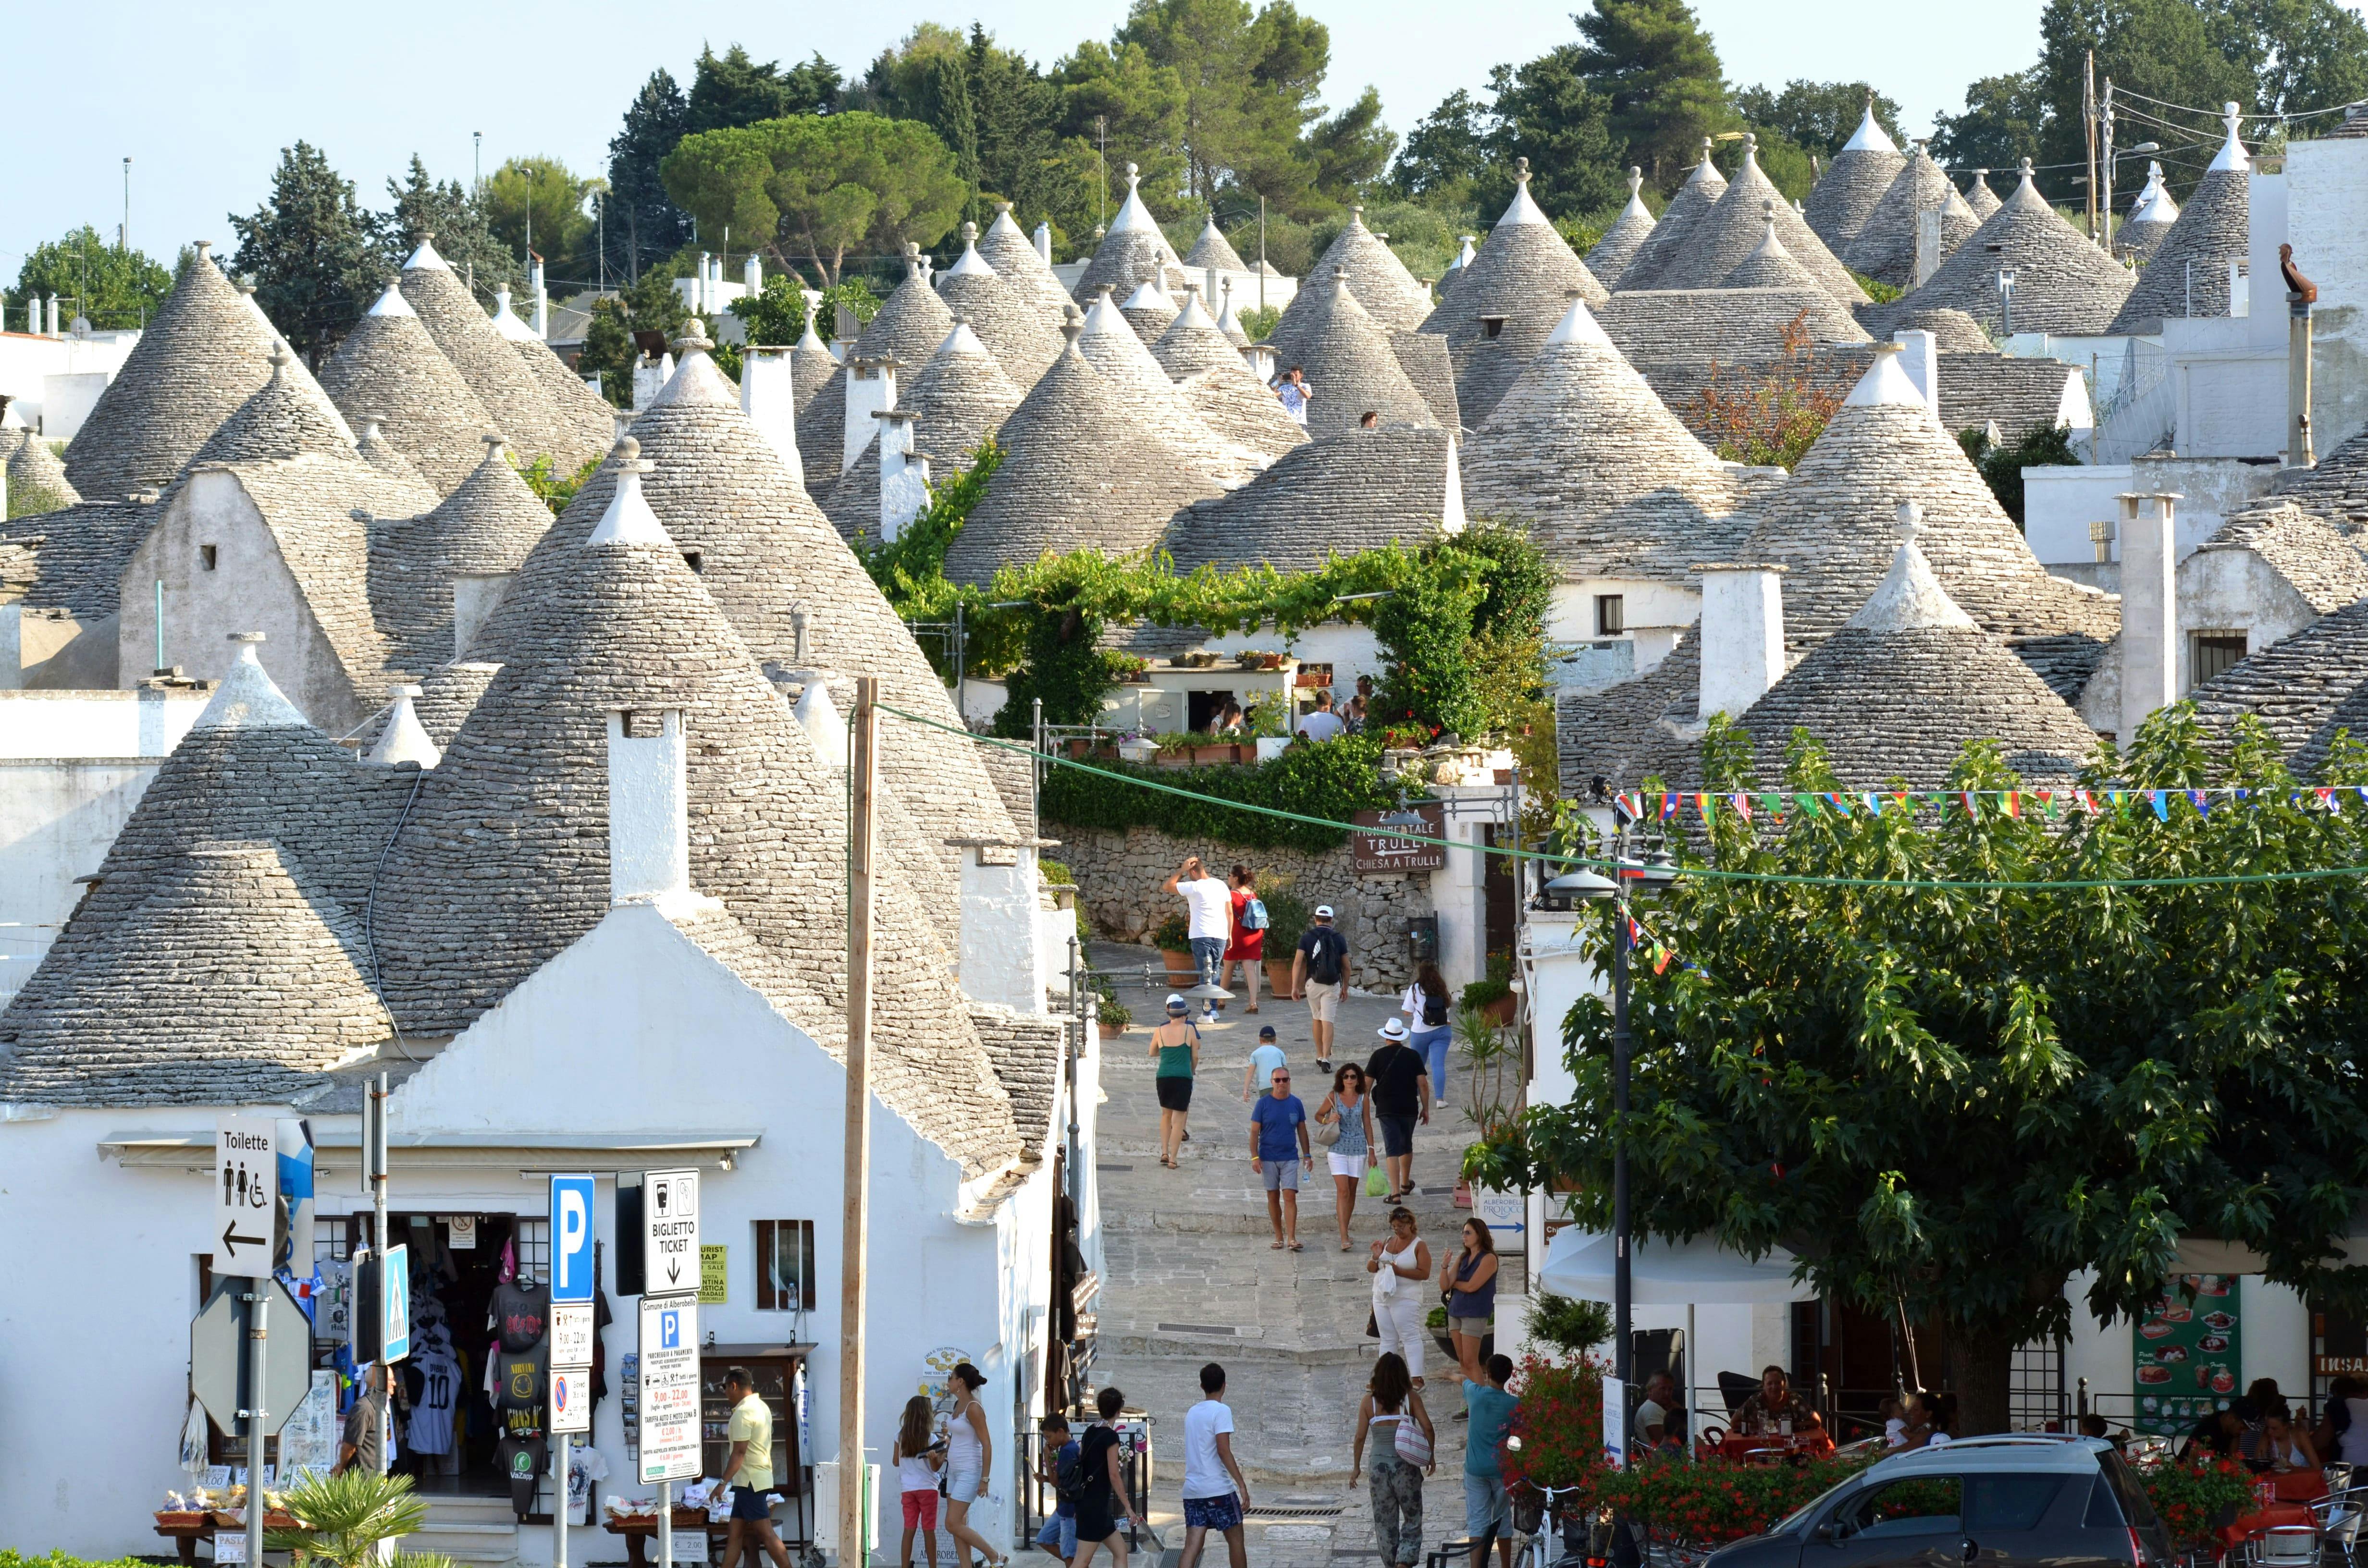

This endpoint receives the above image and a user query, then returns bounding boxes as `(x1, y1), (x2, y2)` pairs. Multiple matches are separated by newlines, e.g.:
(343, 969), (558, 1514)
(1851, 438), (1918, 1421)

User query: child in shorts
(892, 1395), (944, 1568)
(1033, 1413), (1079, 1559)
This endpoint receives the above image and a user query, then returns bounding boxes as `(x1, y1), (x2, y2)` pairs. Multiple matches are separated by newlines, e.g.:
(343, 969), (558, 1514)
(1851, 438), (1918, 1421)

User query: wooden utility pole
(839, 676), (880, 1567)
(2084, 51), (2099, 239)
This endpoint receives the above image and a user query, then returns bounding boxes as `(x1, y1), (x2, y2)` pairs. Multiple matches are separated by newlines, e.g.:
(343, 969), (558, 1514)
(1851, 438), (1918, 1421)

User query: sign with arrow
(642, 1169), (699, 1296)
(211, 1117), (278, 1277)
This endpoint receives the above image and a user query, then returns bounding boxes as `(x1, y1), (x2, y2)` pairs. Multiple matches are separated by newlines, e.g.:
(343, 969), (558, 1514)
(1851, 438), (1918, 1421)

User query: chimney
(452, 573), (511, 659)
(366, 684), (442, 768)
(2118, 491), (2181, 736)
(696, 251), (712, 313)
(1440, 436), (1467, 537)
(1893, 330), (1941, 425)
(740, 346), (806, 486)
(23, 297), (34, 335)
(843, 355), (898, 472)
(45, 294), (60, 337)
(877, 408), (930, 541)
(1033, 221), (1053, 263)
(530, 256), (548, 339)
(1695, 562), (1788, 721)
(606, 708), (691, 907)
(743, 253), (762, 295)
(949, 837), (1048, 1013)
(2287, 244), (2317, 467)
(1914, 207), (1944, 287)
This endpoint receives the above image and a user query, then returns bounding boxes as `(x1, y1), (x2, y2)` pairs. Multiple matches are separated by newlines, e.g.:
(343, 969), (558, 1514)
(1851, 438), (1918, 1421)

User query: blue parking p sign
(549, 1175), (596, 1303)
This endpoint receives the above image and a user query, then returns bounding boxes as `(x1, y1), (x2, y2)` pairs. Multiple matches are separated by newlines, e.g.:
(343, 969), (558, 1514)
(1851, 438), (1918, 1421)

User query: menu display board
(2134, 1273), (2243, 1438)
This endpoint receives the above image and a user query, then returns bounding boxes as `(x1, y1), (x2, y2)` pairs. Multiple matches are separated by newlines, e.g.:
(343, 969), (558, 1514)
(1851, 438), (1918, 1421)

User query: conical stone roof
(1656, 137), (1867, 303)
(1074, 163), (1187, 303)
(1075, 291), (1258, 483)
(1163, 425), (1461, 572)
(64, 242), (274, 500)
(1435, 234), (1478, 313)
(478, 342), (1017, 904)
(319, 282), (499, 496)
(1463, 296), (1754, 582)
(1803, 102), (1907, 253)
(356, 417), (432, 491)
(795, 361), (848, 489)
(1844, 142), (1981, 288)
(1733, 346), (2120, 646)
(1720, 206), (1823, 290)
(856, 248), (961, 368)
(824, 321), (1022, 542)
(367, 435), (553, 671)
(1873, 161), (2134, 336)
(1585, 170), (1657, 290)
(2117, 163), (2179, 262)
(2, 426), (79, 514)
(1277, 276), (1436, 435)
(399, 236), (584, 468)
(192, 343), (361, 468)
(1964, 170), (2003, 220)
(789, 320), (837, 414)
(1152, 292), (1309, 460)
(1184, 214), (1248, 272)
(1120, 278), (1181, 343)
(1616, 141), (1730, 292)
(1889, 306), (1993, 352)
(937, 222), (1062, 387)
(944, 339), (1225, 586)
(977, 202), (1083, 325)
(490, 288), (617, 441)
(2111, 110), (2252, 333)
(1285, 205), (1434, 336)
(1214, 281), (1253, 345)
(1418, 158), (1609, 424)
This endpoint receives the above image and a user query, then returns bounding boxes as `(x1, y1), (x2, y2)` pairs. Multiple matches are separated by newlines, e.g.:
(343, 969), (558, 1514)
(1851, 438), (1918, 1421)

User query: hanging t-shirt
(495, 1343), (548, 1421)
(407, 1341), (462, 1456)
(490, 1279), (549, 1352)
(564, 1445), (612, 1523)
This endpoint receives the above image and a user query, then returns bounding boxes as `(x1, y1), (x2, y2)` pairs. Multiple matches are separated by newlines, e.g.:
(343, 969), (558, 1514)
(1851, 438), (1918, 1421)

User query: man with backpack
(1292, 905), (1351, 1074)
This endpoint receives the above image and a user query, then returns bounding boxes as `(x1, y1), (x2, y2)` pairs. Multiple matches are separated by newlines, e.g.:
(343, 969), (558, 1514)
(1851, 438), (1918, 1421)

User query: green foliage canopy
(227, 141), (383, 365)
(5, 227), (172, 332)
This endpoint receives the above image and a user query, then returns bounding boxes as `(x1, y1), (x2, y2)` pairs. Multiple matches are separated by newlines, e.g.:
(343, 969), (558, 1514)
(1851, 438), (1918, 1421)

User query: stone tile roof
(2118, 213), (2177, 266)
(1390, 331), (1462, 431)
(191, 344), (360, 469)
(0, 494), (160, 616)
(356, 416), (433, 492)
(1464, 297), (1757, 583)
(1184, 214), (1249, 273)
(937, 223), (1064, 388)
(1843, 144), (1982, 288)
(1934, 351), (2083, 444)
(944, 341), (1226, 587)
(64, 243), (275, 502)
(1803, 106), (1907, 253)
(824, 321), (1021, 543)
(790, 322), (838, 414)
(481, 343), (1016, 909)
(795, 361), (849, 488)
(1598, 286), (1871, 371)
(1074, 291), (1261, 483)
(2110, 167), (2250, 334)
(2273, 423), (2368, 526)
(1119, 279), (1181, 343)
(1585, 171), (1657, 290)
(1074, 165), (1190, 302)
(1286, 206), (1435, 337)
(978, 203), (1086, 328)
(1616, 142), (1728, 291)
(1273, 277), (1438, 435)
(1892, 306), (1993, 351)
(969, 1002), (1065, 1154)
(366, 437), (554, 672)
(318, 285), (499, 496)
(1419, 161), (1609, 425)
(1720, 209), (1821, 291)
(2, 427), (79, 513)
(2189, 596), (2368, 771)
(492, 297), (622, 450)
(349, 659), (503, 752)
(219, 455), (431, 695)
(1653, 139), (1868, 304)
(1151, 293), (1310, 460)
(1868, 163), (2135, 337)
(858, 249), (962, 368)
(2195, 500), (2368, 613)
(1163, 425), (1460, 572)
(1555, 636), (1702, 794)
(400, 237), (591, 472)
(1733, 347), (2120, 647)
(1963, 170), (2003, 220)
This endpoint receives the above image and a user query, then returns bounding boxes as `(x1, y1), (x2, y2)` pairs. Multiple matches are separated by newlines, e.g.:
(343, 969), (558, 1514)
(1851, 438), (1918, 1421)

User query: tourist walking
(1292, 905), (1350, 1073)
(1439, 1221), (1500, 1389)
(1177, 1363), (1251, 1568)
(1400, 963), (1454, 1106)
(1220, 865), (1264, 1013)
(943, 1362), (1008, 1568)
(1071, 1386), (1143, 1568)
(1366, 1018), (1431, 1200)
(721, 1368), (791, 1568)
(1462, 1355), (1518, 1568)
(1241, 1026), (1286, 1101)
(1315, 1062), (1377, 1250)
(1368, 1207), (1432, 1386)
(1352, 1352), (1434, 1568)
(1032, 1413), (1079, 1562)
(334, 1362), (387, 1476)
(1249, 1064), (1311, 1251)
(1150, 994), (1201, 1169)
(1162, 855), (1233, 1020)
(892, 1395), (944, 1568)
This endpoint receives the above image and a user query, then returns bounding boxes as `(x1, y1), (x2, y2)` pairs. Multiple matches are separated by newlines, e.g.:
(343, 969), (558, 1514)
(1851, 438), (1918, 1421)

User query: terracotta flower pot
(1480, 994), (1517, 1026)
(1161, 948), (1197, 981)
(1264, 959), (1296, 995)
(1098, 1021), (1126, 1039)
(1156, 752), (1193, 768)
(1193, 744), (1241, 765)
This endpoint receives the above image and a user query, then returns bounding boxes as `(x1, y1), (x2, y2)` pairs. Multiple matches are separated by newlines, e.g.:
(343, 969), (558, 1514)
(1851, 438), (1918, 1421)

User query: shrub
(1037, 735), (1397, 854)
(1151, 911), (1191, 951)
(1237, 304), (1281, 341)
(1959, 422), (2081, 528)
(1526, 1293), (1612, 1355)
(1687, 311), (1853, 469)
(2133, 1455), (2256, 1548)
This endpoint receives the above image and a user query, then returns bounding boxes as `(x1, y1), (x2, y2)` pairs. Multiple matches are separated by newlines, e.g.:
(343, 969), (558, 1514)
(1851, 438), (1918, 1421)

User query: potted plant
(1460, 952), (1517, 1025)
(1152, 910), (1196, 982)
(267, 1470), (433, 1568)
(1257, 881), (1310, 994)
(1457, 1004), (1523, 1142)
(1091, 976), (1133, 1037)
(1154, 731), (1198, 767)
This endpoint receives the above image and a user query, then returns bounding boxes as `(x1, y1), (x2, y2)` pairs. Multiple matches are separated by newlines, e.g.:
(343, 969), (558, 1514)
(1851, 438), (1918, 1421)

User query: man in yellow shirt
(722, 1368), (789, 1568)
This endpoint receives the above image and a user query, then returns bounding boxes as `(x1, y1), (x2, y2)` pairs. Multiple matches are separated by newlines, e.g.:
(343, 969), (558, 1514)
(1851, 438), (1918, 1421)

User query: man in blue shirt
(1032, 1412), (1079, 1560)
(1248, 1069), (1310, 1251)
(1464, 1354), (1520, 1568)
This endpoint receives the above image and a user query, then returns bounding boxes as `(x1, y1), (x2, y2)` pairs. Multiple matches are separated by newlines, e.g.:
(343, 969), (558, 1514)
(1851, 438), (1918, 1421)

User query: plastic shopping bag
(1364, 1163), (1388, 1198)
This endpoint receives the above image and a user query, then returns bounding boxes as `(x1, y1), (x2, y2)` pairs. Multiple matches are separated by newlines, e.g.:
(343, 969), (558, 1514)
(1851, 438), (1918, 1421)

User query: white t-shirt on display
(1182, 1399), (1237, 1500)
(1179, 877), (1232, 941)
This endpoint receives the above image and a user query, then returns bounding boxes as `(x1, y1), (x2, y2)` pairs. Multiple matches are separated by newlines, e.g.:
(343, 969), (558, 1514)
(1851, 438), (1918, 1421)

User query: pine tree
(1571, 0), (1732, 190)
(371, 158), (519, 306)
(607, 70), (694, 283)
(227, 141), (382, 366)
(686, 44), (840, 134)
(918, 50), (984, 224)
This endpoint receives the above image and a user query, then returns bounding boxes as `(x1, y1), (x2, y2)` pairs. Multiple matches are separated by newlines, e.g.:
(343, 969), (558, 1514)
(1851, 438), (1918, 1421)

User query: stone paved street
(1083, 943), (1532, 1568)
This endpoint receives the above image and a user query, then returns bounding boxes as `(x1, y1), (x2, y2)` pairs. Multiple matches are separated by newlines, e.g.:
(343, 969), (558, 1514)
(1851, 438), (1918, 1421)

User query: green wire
(876, 703), (2368, 894)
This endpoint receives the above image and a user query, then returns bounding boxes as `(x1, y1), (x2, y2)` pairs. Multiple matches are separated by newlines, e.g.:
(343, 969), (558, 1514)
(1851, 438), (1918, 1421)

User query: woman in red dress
(1221, 864), (1263, 1014)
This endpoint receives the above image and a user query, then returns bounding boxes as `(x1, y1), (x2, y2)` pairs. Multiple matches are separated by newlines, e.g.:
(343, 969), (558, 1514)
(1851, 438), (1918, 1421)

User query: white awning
(1539, 1228), (1814, 1305)
(99, 1129), (762, 1175)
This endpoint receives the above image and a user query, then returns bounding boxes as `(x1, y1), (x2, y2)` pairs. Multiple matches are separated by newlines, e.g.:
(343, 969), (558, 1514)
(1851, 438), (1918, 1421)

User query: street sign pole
(555, 1428), (569, 1568)
(549, 1175), (597, 1568)
(369, 1074), (390, 1474)
(244, 1288), (268, 1568)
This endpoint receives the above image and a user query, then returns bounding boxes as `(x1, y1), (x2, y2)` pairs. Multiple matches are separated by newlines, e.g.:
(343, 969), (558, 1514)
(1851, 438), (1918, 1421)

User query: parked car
(1703, 1436), (2175, 1568)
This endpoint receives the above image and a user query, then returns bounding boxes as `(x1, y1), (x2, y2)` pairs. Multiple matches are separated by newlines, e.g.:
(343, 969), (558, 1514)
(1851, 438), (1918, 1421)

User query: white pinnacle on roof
(1847, 502), (1978, 631)
(367, 282), (416, 318)
(1618, 167), (1650, 220)
(365, 684), (443, 768)
(947, 229), (996, 276)
(1543, 294), (1616, 350)
(794, 680), (848, 767)
(1497, 157), (1552, 227)
(586, 439), (673, 546)
(403, 235), (452, 272)
(1449, 235), (1477, 270)
(1841, 98), (1899, 155)
(1108, 161), (1160, 237)
(1844, 342), (1928, 409)
(489, 288), (538, 342)
(2209, 103), (2251, 172)
(195, 635), (307, 731)
(935, 319), (993, 359)
(2016, 157), (2038, 191)
(1121, 277), (1175, 311)
(1213, 281), (1248, 342)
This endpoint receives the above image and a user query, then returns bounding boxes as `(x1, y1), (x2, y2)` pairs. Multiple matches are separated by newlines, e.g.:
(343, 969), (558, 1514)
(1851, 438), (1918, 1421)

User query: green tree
(687, 44), (841, 134)
(372, 156), (520, 305)
(1477, 709), (2368, 1436)
(228, 141), (383, 366)
(574, 264), (692, 409)
(1931, 68), (2052, 174)
(727, 272), (811, 345)
(1309, 86), (1398, 203)
(5, 226), (172, 332)
(1392, 89), (1492, 208)
(484, 157), (594, 277)
(1479, 50), (1626, 219)
(662, 111), (966, 285)
(1112, 0), (1332, 213)
(2035, 0), (2256, 190)
(607, 69), (696, 283)
(1731, 80), (1905, 157)
(1051, 39), (1192, 226)
(2237, 0), (2368, 117)
(1571, 0), (1733, 191)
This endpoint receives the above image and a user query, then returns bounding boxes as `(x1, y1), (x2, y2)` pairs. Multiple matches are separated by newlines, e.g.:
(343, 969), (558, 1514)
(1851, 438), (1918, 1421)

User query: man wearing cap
(1366, 1017), (1432, 1202)
(1249, 1063), (1312, 1250)
(1151, 993), (1202, 1168)
(1292, 905), (1351, 1073)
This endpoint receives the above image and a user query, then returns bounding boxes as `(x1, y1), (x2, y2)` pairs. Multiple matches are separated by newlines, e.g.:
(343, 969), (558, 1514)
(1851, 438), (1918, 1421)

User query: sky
(3, 0), (2050, 284)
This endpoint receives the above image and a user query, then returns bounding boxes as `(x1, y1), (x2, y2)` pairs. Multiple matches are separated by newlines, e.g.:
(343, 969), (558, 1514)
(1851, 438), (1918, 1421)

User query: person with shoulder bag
(1352, 1352), (1434, 1568)
(1313, 1063), (1377, 1251)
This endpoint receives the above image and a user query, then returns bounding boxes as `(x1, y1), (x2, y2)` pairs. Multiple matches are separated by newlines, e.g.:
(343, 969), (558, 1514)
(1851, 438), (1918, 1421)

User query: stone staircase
(408, 1493), (520, 1567)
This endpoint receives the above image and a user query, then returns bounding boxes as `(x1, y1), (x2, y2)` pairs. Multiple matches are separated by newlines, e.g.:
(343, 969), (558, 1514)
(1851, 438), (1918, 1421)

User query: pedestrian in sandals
(1313, 1062), (1377, 1251)
(1150, 993), (1200, 1169)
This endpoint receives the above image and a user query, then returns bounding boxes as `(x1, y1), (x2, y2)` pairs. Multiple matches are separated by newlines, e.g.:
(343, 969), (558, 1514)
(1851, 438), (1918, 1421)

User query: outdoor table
(2216, 1492), (2323, 1556)
(153, 1514), (213, 1564)
(1697, 1430), (1837, 1463)
(604, 1509), (721, 1568)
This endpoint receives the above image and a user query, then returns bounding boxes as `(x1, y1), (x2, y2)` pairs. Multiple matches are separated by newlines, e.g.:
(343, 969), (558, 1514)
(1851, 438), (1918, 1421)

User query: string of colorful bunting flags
(1611, 786), (2368, 826)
